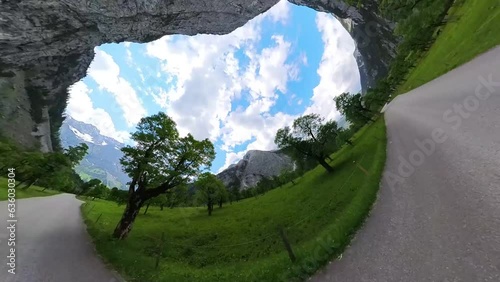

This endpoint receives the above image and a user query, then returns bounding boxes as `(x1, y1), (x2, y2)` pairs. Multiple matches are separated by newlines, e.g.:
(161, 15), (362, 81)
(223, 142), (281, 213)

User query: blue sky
(66, 1), (361, 173)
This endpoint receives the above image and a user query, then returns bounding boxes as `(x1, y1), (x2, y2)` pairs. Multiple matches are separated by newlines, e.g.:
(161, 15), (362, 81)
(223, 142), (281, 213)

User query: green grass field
(398, 0), (500, 93)
(82, 118), (386, 282)
(0, 177), (60, 201)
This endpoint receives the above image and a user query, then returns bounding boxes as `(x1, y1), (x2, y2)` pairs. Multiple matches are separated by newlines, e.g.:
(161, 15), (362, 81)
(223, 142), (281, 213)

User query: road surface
(0, 194), (122, 282)
(312, 46), (500, 282)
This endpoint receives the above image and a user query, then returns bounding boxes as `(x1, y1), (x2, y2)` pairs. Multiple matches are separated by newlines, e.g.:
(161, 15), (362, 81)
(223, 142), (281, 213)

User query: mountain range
(60, 116), (294, 190)
(60, 116), (130, 189)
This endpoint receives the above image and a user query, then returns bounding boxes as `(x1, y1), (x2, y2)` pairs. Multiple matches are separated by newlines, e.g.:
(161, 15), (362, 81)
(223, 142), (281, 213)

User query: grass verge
(0, 177), (60, 201)
(398, 0), (500, 93)
(81, 118), (386, 282)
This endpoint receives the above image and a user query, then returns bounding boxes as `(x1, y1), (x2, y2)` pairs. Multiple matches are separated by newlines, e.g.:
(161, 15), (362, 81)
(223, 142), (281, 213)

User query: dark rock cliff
(0, 0), (397, 150)
(289, 0), (397, 91)
(217, 150), (293, 190)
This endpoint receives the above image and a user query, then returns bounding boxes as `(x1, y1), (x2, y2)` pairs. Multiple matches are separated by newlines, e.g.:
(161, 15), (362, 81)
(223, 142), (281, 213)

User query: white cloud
(243, 35), (297, 103)
(220, 110), (296, 152)
(125, 48), (133, 65)
(304, 13), (361, 121)
(66, 81), (130, 143)
(145, 1), (297, 146)
(218, 151), (247, 173)
(266, 0), (291, 24)
(87, 49), (147, 127)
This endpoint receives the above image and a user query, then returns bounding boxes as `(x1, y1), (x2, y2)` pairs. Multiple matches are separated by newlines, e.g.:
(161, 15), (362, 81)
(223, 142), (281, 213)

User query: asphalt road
(312, 46), (500, 282)
(0, 194), (122, 282)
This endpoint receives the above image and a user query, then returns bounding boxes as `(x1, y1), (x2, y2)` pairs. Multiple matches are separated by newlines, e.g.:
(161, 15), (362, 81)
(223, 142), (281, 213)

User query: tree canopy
(65, 143), (89, 167)
(85, 179), (110, 200)
(334, 92), (374, 126)
(275, 114), (339, 172)
(113, 112), (215, 239)
(195, 172), (227, 215)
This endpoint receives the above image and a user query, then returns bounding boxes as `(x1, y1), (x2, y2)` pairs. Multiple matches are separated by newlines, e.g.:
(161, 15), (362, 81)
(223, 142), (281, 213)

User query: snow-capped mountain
(60, 116), (129, 189)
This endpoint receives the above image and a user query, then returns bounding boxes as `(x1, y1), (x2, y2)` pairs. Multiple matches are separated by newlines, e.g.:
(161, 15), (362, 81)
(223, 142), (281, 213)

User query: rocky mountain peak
(217, 149), (293, 190)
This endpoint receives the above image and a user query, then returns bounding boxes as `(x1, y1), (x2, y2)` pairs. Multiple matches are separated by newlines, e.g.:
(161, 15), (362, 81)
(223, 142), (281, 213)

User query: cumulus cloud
(244, 35), (296, 102)
(304, 13), (361, 121)
(145, 1), (299, 147)
(218, 13), (360, 168)
(66, 81), (130, 143)
(219, 13), (360, 169)
(218, 151), (247, 173)
(217, 110), (296, 172)
(87, 49), (147, 127)
(266, 0), (291, 25)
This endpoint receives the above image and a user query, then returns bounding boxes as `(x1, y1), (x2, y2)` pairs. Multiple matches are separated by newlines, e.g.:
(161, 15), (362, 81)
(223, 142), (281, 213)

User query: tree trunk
(143, 203), (150, 215)
(113, 195), (143, 240)
(318, 158), (334, 173)
(208, 203), (213, 216)
(219, 199), (223, 208)
(160, 204), (164, 211)
(278, 227), (296, 262)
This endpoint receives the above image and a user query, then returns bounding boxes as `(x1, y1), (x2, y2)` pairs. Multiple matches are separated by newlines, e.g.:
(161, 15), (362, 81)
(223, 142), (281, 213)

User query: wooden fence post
(155, 232), (165, 269)
(278, 226), (296, 262)
(354, 160), (370, 176)
(95, 213), (103, 223)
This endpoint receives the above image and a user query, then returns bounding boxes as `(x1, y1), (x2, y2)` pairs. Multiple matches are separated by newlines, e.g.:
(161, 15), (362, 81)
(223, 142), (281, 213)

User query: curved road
(312, 46), (500, 281)
(0, 194), (122, 282)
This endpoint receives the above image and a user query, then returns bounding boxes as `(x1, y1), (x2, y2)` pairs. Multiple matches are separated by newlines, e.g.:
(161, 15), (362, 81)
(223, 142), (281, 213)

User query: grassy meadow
(82, 118), (386, 282)
(0, 177), (60, 201)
